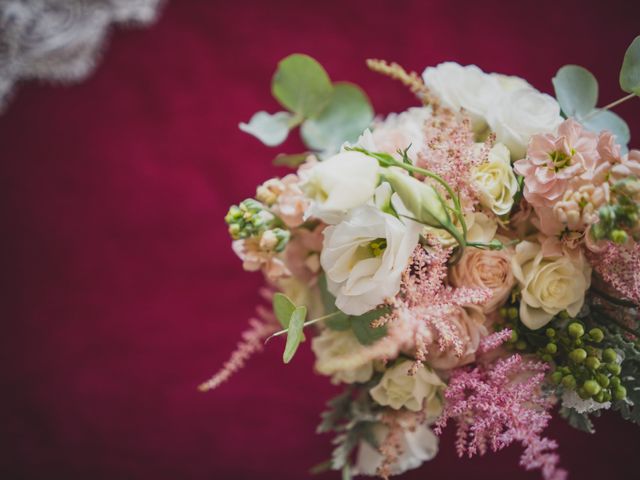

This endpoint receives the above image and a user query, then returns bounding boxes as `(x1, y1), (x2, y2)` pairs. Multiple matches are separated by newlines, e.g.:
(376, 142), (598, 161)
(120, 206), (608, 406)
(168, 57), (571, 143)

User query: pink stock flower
(514, 118), (597, 208)
(435, 354), (566, 480)
(284, 224), (325, 283)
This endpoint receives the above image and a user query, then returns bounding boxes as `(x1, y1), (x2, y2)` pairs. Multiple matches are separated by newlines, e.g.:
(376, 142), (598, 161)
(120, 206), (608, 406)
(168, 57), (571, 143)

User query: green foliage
(301, 82), (374, 154)
(552, 65), (598, 117)
(606, 330), (640, 425)
(350, 307), (391, 345)
(283, 305), (307, 363)
(559, 406), (595, 434)
(272, 293), (296, 329)
(580, 109), (630, 151)
(273, 152), (309, 167)
(238, 111), (294, 146)
(272, 54), (334, 117)
(620, 35), (640, 95)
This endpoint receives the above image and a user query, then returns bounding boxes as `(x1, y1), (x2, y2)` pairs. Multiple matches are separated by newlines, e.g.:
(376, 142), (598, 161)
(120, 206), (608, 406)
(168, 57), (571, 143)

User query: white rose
(370, 361), (444, 414)
(491, 73), (532, 92)
(511, 237), (591, 329)
(321, 202), (421, 315)
(354, 421), (438, 477)
(488, 87), (563, 160)
(422, 62), (500, 132)
(472, 143), (519, 216)
(311, 328), (375, 384)
(301, 151), (379, 224)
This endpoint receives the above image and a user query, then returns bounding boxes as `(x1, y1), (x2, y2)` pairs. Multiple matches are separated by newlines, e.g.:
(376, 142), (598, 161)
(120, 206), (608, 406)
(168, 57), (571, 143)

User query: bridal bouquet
(204, 37), (640, 480)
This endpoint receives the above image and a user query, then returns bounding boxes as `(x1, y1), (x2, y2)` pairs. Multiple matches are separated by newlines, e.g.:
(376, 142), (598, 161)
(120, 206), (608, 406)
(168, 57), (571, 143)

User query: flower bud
(585, 356), (600, 371)
(588, 328), (604, 343)
(607, 363), (621, 376)
(613, 385), (627, 400)
(562, 375), (576, 389)
(583, 380), (601, 397)
(568, 322), (584, 339)
(383, 169), (450, 228)
(545, 343), (558, 354)
(569, 348), (587, 363)
(596, 373), (610, 388)
(603, 348), (617, 363)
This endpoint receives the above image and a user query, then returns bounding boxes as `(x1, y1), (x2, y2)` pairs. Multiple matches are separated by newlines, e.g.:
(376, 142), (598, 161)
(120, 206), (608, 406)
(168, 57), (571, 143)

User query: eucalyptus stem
(265, 310), (343, 343)
(582, 93), (636, 121)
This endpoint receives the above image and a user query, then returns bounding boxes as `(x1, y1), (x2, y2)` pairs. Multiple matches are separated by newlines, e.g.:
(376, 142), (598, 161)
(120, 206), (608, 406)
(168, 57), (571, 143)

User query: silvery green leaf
(272, 54), (333, 117)
(620, 35), (640, 95)
(272, 292), (296, 328)
(300, 82), (374, 155)
(239, 111), (293, 146)
(581, 109), (630, 153)
(283, 305), (306, 363)
(552, 65), (598, 117)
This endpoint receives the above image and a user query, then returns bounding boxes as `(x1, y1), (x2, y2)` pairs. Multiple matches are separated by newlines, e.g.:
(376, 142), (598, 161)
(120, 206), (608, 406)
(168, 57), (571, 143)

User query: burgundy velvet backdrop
(1, 1), (639, 479)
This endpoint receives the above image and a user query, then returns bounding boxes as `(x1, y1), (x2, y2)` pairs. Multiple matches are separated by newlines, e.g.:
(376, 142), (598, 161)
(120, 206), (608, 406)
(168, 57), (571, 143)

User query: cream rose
(301, 151), (379, 224)
(511, 237), (591, 329)
(311, 329), (375, 384)
(370, 361), (444, 414)
(321, 202), (421, 315)
(422, 62), (500, 132)
(472, 143), (519, 216)
(450, 240), (516, 313)
(354, 421), (438, 477)
(425, 306), (488, 370)
(488, 87), (563, 160)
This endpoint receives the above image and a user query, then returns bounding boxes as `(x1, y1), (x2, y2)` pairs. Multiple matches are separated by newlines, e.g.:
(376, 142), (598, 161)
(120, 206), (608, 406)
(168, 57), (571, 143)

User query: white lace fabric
(0, 0), (165, 112)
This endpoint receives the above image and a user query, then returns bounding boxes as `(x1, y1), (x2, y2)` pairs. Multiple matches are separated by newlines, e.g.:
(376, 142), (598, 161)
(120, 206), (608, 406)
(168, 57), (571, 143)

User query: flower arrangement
(204, 38), (640, 479)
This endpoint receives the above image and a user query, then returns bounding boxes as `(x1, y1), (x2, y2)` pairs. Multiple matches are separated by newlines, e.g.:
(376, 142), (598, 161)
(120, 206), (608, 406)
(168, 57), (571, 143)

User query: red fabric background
(1, 1), (639, 479)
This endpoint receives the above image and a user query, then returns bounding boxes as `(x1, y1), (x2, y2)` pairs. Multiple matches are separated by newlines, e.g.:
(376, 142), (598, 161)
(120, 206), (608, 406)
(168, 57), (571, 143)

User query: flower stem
(265, 310), (343, 343)
(582, 93), (636, 121)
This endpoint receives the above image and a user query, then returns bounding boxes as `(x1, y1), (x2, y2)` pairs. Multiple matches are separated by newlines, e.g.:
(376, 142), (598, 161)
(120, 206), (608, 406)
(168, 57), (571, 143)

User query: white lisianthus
(320, 200), (421, 316)
(424, 211), (497, 247)
(488, 87), (563, 160)
(301, 151), (379, 224)
(369, 361), (444, 414)
(311, 328), (376, 384)
(422, 62), (500, 132)
(354, 421), (438, 477)
(511, 237), (591, 330)
(472, 143), (519, 216)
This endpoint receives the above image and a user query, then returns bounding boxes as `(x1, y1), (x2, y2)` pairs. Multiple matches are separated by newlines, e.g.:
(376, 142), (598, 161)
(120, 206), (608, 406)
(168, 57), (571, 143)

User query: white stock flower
(354, 421), (438, 477)
(301, 151), (379, 224)
(422, 62), (500, 132)
(320, 201), (421, 316)
(511, 237), (591, 330)
(488, 87), (563, 160)
(311, 328), (375, 384)
(472, 143), (519, 216)
(369, 361), (444, 414)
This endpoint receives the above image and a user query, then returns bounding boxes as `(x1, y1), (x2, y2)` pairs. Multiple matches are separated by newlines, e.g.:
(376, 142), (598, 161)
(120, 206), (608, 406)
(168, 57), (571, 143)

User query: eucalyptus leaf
(283, 305), (307, 363)
(273, 292), (296, 328)
(581, 109), (630, 153)
(239, 111), (293, 146)
(620, 35), (640, 95)
(301, 82), (374, 155)
(272, 54), (334, 117)
(552, 65), (598, 117)
(273, 152), (309, 167)
(350, 307), (390, 345)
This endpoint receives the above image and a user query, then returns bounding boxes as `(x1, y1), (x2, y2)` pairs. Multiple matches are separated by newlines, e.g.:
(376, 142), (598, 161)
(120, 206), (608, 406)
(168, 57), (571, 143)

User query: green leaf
(272, 293), (296, 329)
(238, 111), (293, 146)
(552, 65), (598, 117)
(319, 273), (337, 314)
(581, 109), (630, 152)
(620, 36), (640, 95)
(283, 306), (307, 363)
(326, 312), (351, 331)
(350, 307), (390, 345)
(301, 82), (374, 154)
(559, 406), (595, 434)
(272, 54), (334, 117)
(273, 152), (309, 167)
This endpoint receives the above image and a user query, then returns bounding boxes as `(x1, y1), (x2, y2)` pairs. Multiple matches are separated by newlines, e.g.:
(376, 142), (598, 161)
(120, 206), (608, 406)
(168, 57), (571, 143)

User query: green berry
(594, 391), (606, 403)
(541, 354), (553, 363)
(546, 328), (556, 338)
(508, 330), (518, 344)
(507, 307), (519, 320)
(569, 348), (587, 363)
(583, 380), (601, 397)
(578, 387), (591, 399)
(610, 377), (621, 388)
(516, 340), (527, 351)
(499, 307), (508, 318)
(585, 356), (601, 370)
(545, 343), (558, 354)
(607, 363), (622, 376)
(603, 348), (617, 363)
(596, 374), (610, 388)
(603, 390), (612, 402)
(562, 375), (577, 390)
(568, 322), (584, 339)
(588, 328), (604, 343)
(613, 386), (627, 400)
(611, 229), (628, 244)
(551, 371), (563, 384)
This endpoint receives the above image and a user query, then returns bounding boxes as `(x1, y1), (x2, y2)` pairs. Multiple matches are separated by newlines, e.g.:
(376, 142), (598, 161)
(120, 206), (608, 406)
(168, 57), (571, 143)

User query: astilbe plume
(379, 243), (491, 374)
(590, 241), (640, 304)
(199, 289), (278, 391)
(435, 354), (566, 480)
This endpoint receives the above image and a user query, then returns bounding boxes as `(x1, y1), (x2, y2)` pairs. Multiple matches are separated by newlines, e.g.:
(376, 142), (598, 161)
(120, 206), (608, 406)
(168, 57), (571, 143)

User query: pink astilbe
(477, 328), (513, 354)
(199, 290), (279, 391)
(382, 243), (491, 373)
(434, 354), (566, 480)
(590, 241), (640, 304)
